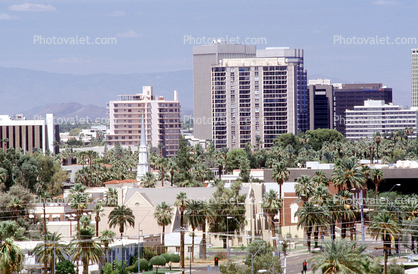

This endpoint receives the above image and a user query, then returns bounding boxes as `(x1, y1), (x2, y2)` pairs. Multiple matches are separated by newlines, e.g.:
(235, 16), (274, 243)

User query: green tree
(295, 203), (328, 252)
(99, 229), (116, 265)
(93, 203), (104, 237)
(69, 227), (103, 274)
(108, 205), (135, 238)
(271, 162), (289, 236)
(149, 255), (166, 273)
(261, 189), (282, 251)
(32, 232), (67, 272)
(0, 221), (26, 274)
(154, 202), (174, 254)
(185, 200), (204, 262)
(371, 169), (384, 202)
(332, 157), (366, 191)
(140, 171), (157, 188)
(369, 211), (401, 260)
(68, 183), (90, 240)
(309, 240), (371, 274)
(55, 260), (76, 274)
(174, 192), (189, 272)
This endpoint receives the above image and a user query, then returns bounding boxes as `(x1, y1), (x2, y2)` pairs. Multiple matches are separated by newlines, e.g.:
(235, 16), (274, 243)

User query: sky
(0, 0), (416, 107)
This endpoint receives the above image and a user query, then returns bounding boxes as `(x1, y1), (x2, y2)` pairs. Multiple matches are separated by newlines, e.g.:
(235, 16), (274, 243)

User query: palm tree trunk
(314, 227), (319, 247)
(162, 225), (165, 254)
(104, 244), (108, 264)
(95, 215), (99, 237)
(202, 221), (207, 260)
(83, 256), (88, 274)
(180, 211), (184, 274)
(279, 183), (283, 237)
(191, 228), (195, 263)
(307, 230), (312, 252)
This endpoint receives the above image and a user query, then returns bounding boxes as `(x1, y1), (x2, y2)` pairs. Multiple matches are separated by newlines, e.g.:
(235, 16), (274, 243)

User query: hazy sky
(0, 0), (416, 106)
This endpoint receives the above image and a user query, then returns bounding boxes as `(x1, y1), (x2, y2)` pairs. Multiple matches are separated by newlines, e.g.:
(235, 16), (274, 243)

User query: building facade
(308, 79), (335, 130)
(0, 113), (58, 154)
(106, 86), (181, 157)
(193, 44), (256, 140)
(334, 83), (392, 136)
(345, 100), (418, 140)
(211, 57), (298, 149)
(412, 49), (418, 107)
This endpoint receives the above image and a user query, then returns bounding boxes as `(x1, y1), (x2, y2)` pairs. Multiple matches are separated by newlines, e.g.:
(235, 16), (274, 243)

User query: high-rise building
(106, 86), (181, 157)
(193, 44), (256, 140)
(334, 83), (392, 136)
(308, 79), (335, 130)
(412, 49), (418, 107)
(0, 113), (58, 154)
(346, 100), (418, 140)
(257, 48), (309, 133)
(211, 57), (299, 149)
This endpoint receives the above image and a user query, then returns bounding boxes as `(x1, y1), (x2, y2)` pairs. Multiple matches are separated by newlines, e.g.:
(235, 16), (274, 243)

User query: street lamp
(385, 184), (401, 201)
(226, 203), (245, 259)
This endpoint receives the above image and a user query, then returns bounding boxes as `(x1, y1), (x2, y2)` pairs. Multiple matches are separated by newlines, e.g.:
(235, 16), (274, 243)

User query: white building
(345, 100), (418, 140)
(106, 86), (181, 157)
(0, 113), (57, 154)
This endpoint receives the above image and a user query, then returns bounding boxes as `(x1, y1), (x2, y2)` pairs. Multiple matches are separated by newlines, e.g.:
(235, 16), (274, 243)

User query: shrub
(149, 256), (167, 273)
(161, 253), (171, 265)
(215, 251), (228, 260)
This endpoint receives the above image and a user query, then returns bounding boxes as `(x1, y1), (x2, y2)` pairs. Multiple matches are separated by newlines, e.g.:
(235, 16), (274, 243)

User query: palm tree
(261, 189), (282, 251)
(154, 202), (174, 254)
(33, 232), (67, 272)
(104, 188), (118, 207)
(374, 132), (382, 161)
(0, 221), (26, 274)
(332, 157), (366, 191)
(185, 200), (204, 262)
(369, 211), (401, 261)
(310, 240), (371, 274)
(271, 162), (289, 236)
(371, 169), (384, 203)
(295, 203), (329, 252)
(285, 145), (295, 167)
(140, 171), (156, 188)
(99, 229), (116, 265)
(69, 228), (103, 274)
(8, 197), (23, 219)
(68, 183), (90, 251)
(108, 205), (135, 238)
(166, 158), (177, 186)
(156, 157), (167, 187)
(295, 175), (313, 204)
(93, 203), (104, 237)
(199, 201), (214, 260)
(174, 192), (189, 273)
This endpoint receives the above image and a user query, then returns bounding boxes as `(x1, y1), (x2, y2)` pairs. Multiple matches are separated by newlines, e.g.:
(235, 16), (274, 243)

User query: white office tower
(136, 116), (150, 182)
(412, 49), (418, 107)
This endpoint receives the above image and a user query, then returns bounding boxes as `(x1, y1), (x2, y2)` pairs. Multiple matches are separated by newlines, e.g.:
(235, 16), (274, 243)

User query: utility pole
(375, 247), (397, 274)
(43, 194), (47, 274)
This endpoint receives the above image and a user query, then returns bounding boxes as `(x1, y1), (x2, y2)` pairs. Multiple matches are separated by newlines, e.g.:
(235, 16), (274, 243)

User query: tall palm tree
(99, 229), (116, 265)
(295, 203), (329, 252)
(185, 200), (205, 262)
(199, 201), (214, 260)
(104, 188), (118, 207)
(309, 240), (371, 274)
(0, 221), (26, 274)
(373, 132), (382, 161)
(174, 192), (189, 273)
(108, 205), (135, 238)
(69, 228), (103, 274)
(154, 202), (174, 254)
(371, 169), (384, 203)
(8, 197), (23, 220)
(284, 145), (295, 167)
(93, 203), (104, 237)
(33, 232), (67, 272)
(332, 157), (366, 191)
(369, 211), (401, 261)
(166, 158), (177, 186)
(271, 162), (289, 237)
(261, 189), (282, 251)
(156, 157), (167, 187)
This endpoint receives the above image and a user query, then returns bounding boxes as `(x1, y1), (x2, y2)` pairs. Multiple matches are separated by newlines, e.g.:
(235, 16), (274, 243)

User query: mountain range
(0, 67), (193, 121)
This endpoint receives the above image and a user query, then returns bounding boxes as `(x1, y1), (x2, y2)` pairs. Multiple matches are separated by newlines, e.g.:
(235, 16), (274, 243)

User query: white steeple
(136, 115), (149, 182)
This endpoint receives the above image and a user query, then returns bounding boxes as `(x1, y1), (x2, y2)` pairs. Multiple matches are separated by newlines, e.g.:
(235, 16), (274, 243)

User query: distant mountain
(23, 102), (107, 122)
(0, 67), (193, 119)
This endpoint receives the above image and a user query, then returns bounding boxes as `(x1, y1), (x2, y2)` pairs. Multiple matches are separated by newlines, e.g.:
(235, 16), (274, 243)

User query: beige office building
(412, 49), (418, 107)
(106, 86), (181, 157)
(211, 57), (298, 149)
(193, 44), (256, 140)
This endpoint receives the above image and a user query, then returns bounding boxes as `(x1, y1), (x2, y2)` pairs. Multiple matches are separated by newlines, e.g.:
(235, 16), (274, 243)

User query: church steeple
(136, 115), (149, 182)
